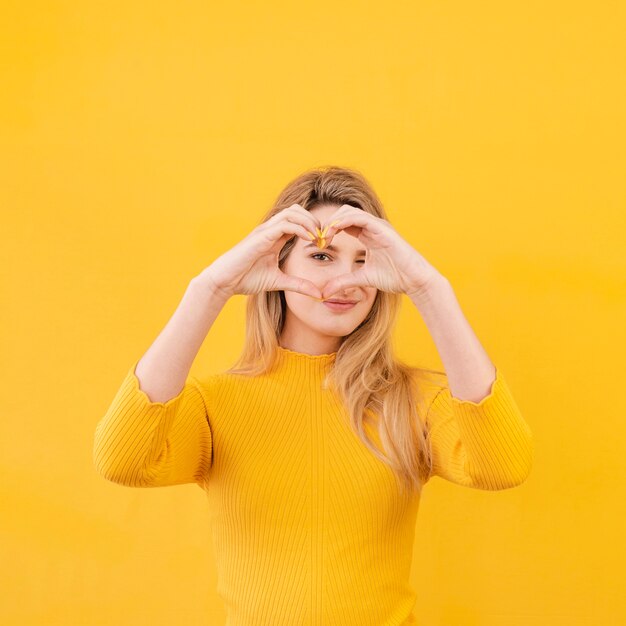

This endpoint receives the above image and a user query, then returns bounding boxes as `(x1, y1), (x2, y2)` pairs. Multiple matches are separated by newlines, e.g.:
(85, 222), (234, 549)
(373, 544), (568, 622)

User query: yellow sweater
(93, 346), (533, 626)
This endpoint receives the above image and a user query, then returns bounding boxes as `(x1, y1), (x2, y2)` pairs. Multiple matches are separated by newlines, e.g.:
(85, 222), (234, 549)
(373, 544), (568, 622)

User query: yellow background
(1, 1), (624, 624)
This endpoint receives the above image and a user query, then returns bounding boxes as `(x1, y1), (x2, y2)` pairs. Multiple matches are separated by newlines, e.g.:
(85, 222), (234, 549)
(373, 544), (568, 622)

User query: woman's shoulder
(189, 369), (259, 394)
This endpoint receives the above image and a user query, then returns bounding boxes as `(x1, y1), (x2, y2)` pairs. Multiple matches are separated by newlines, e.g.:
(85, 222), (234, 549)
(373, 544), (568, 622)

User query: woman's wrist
(190, 269), (233, 302)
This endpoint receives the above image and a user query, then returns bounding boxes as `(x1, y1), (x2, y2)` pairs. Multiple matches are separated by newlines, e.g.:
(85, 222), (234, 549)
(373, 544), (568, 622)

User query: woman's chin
(311, 320), (363, 336)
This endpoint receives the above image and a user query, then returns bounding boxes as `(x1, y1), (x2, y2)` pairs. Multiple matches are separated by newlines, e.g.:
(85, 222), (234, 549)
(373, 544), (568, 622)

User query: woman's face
(279, 204), (378, 353)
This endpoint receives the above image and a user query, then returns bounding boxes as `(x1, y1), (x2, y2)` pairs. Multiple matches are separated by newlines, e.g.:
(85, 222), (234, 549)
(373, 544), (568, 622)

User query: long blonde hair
(225, 165), (439, 497)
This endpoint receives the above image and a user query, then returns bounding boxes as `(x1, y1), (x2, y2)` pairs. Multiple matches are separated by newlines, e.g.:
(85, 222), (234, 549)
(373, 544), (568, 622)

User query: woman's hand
(317, 204), (445, 301)
(199, 204), (324, 299)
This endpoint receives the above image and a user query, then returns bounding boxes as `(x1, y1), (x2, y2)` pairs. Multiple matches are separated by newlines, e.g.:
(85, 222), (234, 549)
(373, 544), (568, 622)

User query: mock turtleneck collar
(276, 345), (337, 359)
(272, 345), (337, 382)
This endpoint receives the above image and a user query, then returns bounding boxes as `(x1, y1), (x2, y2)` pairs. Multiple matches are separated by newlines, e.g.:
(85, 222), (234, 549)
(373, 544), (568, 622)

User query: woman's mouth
(322, 300), (357, 312)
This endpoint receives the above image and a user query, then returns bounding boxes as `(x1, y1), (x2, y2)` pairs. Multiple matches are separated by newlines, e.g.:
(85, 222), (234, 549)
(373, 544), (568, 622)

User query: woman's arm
(134, 271), (231, 403)
(411, 275), (533, 489)
(92, 271), (229, 488)
(422, 367), (534, 489)
(409, 275), (496, 403)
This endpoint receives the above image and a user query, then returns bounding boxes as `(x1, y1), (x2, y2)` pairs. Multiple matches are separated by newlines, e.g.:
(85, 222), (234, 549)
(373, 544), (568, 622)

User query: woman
(93, 165), (533, 626)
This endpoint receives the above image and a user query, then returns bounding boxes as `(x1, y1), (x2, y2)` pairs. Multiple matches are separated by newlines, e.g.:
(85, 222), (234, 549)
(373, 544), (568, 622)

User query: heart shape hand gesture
(196, 203), (443, 304)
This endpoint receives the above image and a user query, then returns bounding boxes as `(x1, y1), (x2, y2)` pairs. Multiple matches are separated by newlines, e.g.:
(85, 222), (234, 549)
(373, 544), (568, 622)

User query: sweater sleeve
(425, 367), (533, 490)
(92, 359), (212, 489)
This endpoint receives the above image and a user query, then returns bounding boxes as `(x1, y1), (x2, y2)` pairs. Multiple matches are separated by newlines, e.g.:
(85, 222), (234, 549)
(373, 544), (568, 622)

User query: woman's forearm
(133, 271), (231, 403)
(409, 276), (497, 403)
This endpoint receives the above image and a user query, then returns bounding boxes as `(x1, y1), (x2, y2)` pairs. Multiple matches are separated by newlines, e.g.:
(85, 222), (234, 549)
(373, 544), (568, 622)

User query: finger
(282, 214), (319, 242)
(320, 204), (357, 234)
(323, 212), (382, 241)
(313, 220), (334, 239)
(281, 205), (322, 237)
(321, 269), (368, 300)
(321, 203), (355, 228)
(318, 219), (346, 246)
(267, 220), (316, 245)
(263, 205), (317, 233)
(275, 272), (322, 299)
(292, 205), (323, 233)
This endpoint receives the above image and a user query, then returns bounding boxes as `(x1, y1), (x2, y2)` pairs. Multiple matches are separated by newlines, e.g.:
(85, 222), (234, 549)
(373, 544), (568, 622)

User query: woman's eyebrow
(304, 243), (366, 255)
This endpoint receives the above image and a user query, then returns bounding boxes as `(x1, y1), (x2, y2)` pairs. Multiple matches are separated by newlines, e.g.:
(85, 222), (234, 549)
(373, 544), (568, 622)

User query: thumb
(276, 271), (322, 299)
(321, 271), (362, 300)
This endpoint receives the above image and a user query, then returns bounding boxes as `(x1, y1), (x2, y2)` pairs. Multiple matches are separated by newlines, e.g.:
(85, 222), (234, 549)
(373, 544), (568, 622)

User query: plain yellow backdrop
(1, 1), (624, 625)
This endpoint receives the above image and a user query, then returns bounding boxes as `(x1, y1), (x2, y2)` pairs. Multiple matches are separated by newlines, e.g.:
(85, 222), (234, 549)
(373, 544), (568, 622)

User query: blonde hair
(225, 165), (439, 497)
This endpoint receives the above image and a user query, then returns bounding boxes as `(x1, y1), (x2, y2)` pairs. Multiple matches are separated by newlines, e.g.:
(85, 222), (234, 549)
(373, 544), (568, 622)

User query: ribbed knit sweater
(93, 346), (533, 626)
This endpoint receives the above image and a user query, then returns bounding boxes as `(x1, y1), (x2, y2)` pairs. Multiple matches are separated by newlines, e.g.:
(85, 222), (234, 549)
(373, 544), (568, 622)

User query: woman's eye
(310, 254), (365, 264)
